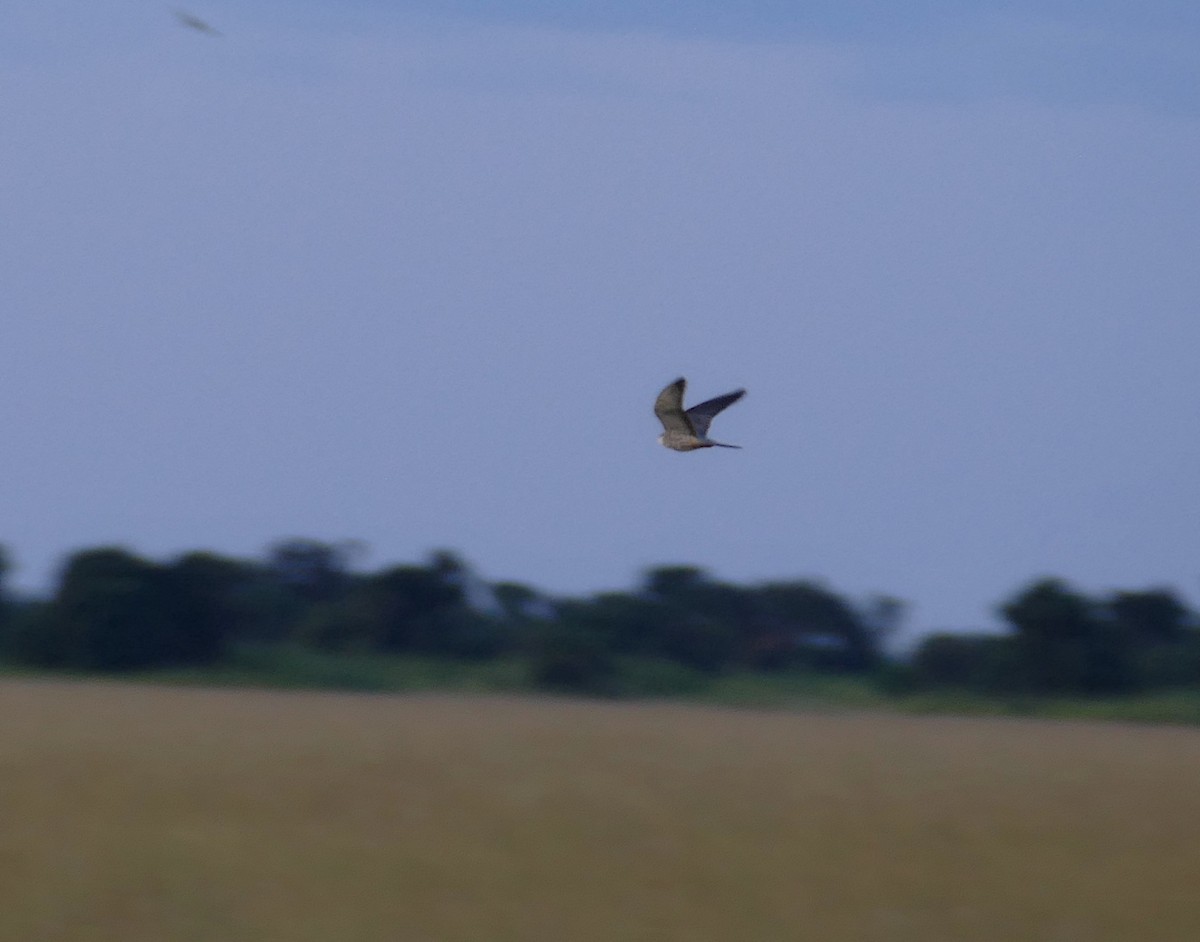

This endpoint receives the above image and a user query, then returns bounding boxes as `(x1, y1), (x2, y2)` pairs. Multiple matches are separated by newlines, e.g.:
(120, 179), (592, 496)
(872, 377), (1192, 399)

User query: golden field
(3, 678), (1200, 941)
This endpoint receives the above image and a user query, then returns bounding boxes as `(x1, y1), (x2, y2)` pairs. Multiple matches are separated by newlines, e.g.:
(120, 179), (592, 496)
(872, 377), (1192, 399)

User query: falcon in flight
(654, 377), (746, 451)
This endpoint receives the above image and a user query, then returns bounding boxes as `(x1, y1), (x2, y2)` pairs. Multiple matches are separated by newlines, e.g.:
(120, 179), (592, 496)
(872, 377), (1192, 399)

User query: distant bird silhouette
(174, 9), (222, 37)
(654, 377), (746, 451)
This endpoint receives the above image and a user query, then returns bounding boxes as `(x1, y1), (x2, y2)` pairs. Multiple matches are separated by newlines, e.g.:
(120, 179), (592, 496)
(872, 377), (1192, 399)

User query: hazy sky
(4, 2), (1198, 641)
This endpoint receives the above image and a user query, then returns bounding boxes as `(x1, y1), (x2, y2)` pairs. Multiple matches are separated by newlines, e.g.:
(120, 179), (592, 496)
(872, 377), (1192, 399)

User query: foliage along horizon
(0, 540), (1197, 698)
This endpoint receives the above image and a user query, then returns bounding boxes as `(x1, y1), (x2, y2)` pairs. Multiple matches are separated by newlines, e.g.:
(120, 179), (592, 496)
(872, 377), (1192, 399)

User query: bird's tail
(707, 441), (741, 449)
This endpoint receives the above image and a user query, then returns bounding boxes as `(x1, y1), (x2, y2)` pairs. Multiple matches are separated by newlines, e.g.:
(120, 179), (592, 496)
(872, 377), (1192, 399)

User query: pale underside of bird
(654, 377), (746, 451)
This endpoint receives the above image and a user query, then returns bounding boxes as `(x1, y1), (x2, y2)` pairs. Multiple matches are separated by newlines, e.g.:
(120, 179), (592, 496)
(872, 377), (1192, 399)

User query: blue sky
(3, 2), (1198, 641)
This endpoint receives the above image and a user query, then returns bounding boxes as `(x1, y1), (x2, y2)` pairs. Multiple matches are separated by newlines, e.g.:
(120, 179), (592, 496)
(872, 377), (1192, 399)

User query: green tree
(644, 565), (710, 600)
(0, 544), (9, 642)
(266, 538), (354, 604)
(160, 551), (258, 663)
(329, 563), (479, 655)
(754, 580), (878, 670)
(911, 632), (1019, 692)
(526, 617), (617, 694)
(43, 548), (177, 670)
(1106, 588), (1199, 688)
(549, 592), (654, 657)
(257, 539), (364, 643)
(641, 567), (747, 671)
(1106, 589), (1190, 646)
(1001, 578), (1134, 694)
(492, 581), (547, 622)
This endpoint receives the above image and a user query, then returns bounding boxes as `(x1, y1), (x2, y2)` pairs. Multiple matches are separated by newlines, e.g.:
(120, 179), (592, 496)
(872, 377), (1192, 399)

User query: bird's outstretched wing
(686, 388), (745, 438)
(654, 377), (696, 436)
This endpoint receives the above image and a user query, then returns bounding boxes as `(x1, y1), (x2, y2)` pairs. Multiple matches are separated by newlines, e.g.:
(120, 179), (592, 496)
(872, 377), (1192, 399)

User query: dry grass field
(3, 679), (1200, 942)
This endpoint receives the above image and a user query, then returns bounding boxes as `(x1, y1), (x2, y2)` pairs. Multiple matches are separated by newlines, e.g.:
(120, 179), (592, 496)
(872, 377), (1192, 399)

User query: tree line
(0, 541), (1196, 697)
